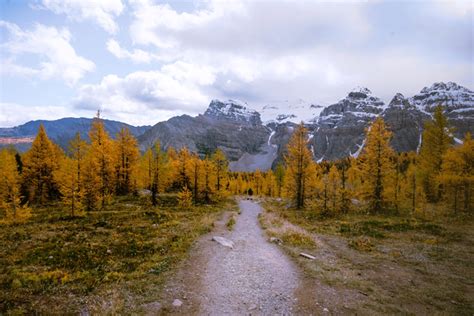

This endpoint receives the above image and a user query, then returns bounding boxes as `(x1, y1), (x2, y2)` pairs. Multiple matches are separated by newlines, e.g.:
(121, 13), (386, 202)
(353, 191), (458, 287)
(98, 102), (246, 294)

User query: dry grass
(0, 195), (235, 315)
(260, 198), (474, 315)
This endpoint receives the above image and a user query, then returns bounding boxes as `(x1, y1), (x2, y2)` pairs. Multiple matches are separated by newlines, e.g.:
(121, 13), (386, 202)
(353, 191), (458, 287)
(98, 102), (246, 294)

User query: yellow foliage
(0, 149), (31, 223)
(113, 128), (140, 195)
(359, 117), (395, 213)
(22, 124), (62, 204)
(177, 186), (193, 208)
(284, 123), (316, 209)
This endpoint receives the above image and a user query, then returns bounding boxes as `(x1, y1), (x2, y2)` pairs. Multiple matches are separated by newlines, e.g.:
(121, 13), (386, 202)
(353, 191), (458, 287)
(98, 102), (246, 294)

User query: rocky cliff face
(308, 83), (473, 161)
(310, 87), (386, 161)
(204, 99), (262, 126)
(408, 82), (474, 141)
(382, 93), (429, 153)
(138, 100), (270, 161)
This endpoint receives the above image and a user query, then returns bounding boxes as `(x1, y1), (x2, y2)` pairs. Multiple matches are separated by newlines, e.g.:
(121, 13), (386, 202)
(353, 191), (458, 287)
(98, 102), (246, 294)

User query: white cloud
(35, 0), (124, 34)
(0, 102), (74, 127)
(433, 0), (473, 18)
(0, 21), (95, 85)
(73, 61), (217, 124)
(106, 39), (168, 63)
(125, 0), (471, 103)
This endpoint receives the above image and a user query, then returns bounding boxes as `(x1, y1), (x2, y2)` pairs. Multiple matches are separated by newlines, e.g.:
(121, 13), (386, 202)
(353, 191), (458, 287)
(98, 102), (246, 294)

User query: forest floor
(259, 198), (474, 315)
(0, 194), (237, 314)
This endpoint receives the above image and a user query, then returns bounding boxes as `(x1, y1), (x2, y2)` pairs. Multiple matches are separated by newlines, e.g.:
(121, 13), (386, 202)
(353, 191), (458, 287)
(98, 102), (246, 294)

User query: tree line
(0, 106), (472, 223)
(227, 106), (473, 216)
(0, 112), (230, 222)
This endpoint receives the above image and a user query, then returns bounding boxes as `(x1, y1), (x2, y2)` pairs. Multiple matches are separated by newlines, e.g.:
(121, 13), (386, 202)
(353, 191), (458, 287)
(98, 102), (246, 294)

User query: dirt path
(158, 199), (300, 315)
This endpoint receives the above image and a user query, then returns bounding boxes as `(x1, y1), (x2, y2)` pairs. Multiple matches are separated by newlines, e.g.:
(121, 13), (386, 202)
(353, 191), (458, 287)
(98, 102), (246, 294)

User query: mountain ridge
(1, 81), (472, 171)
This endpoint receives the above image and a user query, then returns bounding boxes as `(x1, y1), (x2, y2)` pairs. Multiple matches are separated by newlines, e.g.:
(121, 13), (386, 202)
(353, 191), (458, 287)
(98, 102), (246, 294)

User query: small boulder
(212, 236), (234, 249)
(270, 237), (283, 245)
(172, 299), (183, 307)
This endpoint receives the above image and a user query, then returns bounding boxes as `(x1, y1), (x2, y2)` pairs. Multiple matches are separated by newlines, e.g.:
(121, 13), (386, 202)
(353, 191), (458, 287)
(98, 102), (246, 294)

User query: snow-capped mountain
(310, 82), (474, 162)
(410, 82), (474, 113)
(204, 99), (262, 126)
(317, 87), (385, 128)
(2, 82), (472, 171)
(258, 99), (324, 124)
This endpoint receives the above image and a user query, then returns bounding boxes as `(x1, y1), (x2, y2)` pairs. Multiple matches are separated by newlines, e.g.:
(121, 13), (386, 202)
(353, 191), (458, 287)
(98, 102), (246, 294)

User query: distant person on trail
(247, 188), (253, 196)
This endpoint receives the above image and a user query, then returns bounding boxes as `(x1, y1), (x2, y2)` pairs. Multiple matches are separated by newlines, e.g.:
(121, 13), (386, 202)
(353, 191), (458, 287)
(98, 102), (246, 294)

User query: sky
(0, 0), (472, 127)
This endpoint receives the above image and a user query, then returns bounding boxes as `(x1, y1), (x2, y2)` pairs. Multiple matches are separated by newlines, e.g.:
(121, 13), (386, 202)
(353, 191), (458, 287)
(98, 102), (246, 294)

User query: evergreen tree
(22, 124), (61, 204)
(418, 105), (453, 202)
(359, 117), (395, 213)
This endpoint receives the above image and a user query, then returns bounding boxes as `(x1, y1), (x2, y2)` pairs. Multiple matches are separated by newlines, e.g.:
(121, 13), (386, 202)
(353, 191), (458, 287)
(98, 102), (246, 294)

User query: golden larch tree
(189, 153), (203, 204)
(55, 156), (83, 216)
(418, 105), (453, 202)
(439, 133), (474, 213)
(327, 165), (341, 215)
(114, 127), (139, 195)
(274, 163), (285, 197)
(359, 117), (395, 213)
(83, 113), (114, 210)
(201, 156), (216, 203)
(212, 149), (228, 193)
(0, 149), (31, 223)
(284, 123), (314, 209)
(22, 124), (62, 204)
(172, 147), (192, 190)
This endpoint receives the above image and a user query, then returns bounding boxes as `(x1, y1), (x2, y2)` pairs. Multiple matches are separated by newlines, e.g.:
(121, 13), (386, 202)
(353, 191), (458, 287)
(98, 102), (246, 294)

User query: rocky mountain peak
(348, 86), (372, 99)
(388, 93), (410, 108)
(318, 87), (385, 127)
(420, 81), (469, 94)
(204, 99), (262, 125)
(411, 82), (474, 112)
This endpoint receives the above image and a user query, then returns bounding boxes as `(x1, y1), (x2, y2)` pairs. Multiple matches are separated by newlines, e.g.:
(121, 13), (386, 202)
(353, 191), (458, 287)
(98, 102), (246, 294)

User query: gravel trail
(199, 199), (299, 315)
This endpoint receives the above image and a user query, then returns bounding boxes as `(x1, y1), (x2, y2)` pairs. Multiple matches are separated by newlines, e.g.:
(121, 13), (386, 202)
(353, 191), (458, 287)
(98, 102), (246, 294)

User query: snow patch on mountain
(317, 87), (385, 127)
(258, 99), (325, 124)
(204, 99), (261, 125)
(409, 82), (474, 113)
